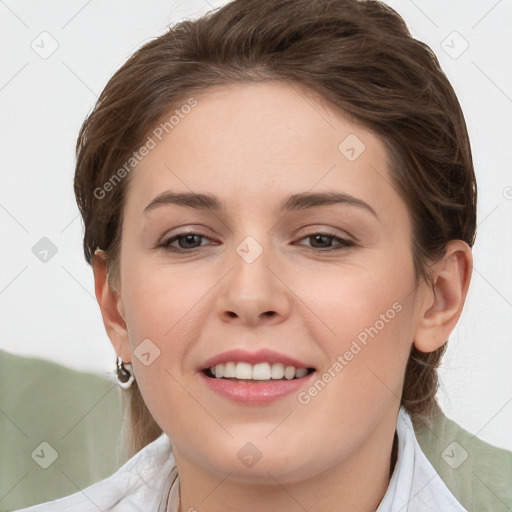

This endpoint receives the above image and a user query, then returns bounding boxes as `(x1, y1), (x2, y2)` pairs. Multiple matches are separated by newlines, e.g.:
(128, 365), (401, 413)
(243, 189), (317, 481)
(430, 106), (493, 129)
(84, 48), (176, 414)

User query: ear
(413, 240), (473, 353)
(92, 250), (132, 362)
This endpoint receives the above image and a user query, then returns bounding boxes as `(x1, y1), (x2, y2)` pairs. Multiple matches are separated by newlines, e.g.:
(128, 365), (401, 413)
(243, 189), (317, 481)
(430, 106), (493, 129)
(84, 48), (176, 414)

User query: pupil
(180, 234), (200, 248)
(313, 235), (330, 248)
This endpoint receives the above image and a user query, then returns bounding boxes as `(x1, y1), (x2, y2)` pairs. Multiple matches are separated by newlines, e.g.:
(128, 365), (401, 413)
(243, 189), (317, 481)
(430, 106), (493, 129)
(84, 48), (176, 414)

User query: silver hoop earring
(116, 356), (134, 389)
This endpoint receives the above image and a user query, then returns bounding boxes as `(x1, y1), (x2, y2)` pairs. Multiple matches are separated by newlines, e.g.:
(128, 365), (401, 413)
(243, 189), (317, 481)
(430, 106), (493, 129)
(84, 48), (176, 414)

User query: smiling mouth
(203, 361), (316, 382)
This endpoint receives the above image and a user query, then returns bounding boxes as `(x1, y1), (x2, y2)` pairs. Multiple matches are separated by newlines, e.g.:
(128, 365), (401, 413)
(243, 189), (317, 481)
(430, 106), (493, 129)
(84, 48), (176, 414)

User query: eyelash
(159, 231), (355, 253)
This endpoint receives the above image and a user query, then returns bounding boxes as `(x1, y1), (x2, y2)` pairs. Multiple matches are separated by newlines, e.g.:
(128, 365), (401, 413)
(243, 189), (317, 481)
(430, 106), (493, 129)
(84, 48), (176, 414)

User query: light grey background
(1, 0), (511, 451)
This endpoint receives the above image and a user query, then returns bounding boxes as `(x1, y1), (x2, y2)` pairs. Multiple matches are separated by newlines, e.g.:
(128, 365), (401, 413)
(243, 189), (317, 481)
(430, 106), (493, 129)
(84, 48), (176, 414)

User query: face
(115, 81), (427, 484)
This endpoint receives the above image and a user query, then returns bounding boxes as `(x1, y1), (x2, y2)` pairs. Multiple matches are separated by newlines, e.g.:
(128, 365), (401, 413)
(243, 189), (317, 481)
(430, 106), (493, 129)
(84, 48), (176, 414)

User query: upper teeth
(210, 362), (309, 380)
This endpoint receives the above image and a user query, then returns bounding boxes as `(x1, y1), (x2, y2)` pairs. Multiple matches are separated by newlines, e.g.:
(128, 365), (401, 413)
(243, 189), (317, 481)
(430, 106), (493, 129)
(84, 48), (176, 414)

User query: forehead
(123, 81), (405, 223)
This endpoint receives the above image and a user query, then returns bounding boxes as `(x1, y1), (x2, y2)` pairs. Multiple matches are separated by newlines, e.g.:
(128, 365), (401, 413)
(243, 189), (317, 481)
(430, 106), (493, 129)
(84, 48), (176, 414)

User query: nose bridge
(217, 232), (290, 324)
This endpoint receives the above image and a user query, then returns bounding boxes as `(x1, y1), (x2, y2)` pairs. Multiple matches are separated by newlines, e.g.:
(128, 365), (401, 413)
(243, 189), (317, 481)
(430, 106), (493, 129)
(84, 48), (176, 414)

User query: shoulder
(412, 408), (512, 512)
(12, 433), (175, 511)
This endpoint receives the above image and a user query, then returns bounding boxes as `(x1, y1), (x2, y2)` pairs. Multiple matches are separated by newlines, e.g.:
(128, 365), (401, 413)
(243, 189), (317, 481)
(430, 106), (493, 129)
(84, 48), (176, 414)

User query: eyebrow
(143, 190), (378, 218)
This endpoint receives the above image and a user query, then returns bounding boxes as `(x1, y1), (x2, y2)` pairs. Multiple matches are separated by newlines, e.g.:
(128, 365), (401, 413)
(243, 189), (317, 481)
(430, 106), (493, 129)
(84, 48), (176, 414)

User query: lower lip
(199, 371), (316, 404)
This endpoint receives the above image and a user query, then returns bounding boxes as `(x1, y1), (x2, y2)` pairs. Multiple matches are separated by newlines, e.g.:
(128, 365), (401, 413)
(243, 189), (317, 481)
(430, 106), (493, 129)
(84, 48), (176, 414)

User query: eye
(160, 232), (213, 252)
(297, 231), (355, 251)
(158, 230), (355, 253)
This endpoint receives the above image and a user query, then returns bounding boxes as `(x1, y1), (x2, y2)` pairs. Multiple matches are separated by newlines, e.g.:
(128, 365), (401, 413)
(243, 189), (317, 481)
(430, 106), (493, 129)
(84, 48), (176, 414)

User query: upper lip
(199, 348), (314, 371)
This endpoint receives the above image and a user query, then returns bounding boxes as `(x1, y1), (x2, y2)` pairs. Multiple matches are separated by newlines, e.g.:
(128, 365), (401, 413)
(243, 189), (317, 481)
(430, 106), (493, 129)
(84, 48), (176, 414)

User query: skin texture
(93, 81), (472, 512)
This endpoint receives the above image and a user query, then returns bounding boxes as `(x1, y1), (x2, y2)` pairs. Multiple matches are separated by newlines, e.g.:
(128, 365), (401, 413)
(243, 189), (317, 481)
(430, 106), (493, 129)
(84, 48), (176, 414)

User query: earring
(116, 356), (134, 389)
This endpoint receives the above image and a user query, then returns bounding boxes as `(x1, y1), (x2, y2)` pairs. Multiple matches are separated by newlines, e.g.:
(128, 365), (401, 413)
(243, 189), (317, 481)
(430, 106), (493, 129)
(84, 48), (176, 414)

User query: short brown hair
(74, 0), (477, 456)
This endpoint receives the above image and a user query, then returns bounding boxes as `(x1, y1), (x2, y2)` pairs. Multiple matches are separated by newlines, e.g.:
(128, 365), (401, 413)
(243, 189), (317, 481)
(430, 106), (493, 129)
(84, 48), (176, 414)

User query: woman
(15, 0), (511, 510)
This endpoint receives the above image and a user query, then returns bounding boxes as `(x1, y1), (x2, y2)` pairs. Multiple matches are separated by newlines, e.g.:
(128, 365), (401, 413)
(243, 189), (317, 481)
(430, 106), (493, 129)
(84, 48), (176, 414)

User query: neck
(171, 407), (399, 512)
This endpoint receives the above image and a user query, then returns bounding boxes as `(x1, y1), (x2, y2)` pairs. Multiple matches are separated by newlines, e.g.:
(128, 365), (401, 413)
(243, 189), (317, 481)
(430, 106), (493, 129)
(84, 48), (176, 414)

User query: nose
(215, 241), (291, 326)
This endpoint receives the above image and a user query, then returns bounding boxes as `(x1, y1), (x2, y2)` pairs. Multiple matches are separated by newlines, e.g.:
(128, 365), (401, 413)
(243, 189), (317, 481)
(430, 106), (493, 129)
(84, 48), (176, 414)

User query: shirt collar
(376, 406), (468, 512)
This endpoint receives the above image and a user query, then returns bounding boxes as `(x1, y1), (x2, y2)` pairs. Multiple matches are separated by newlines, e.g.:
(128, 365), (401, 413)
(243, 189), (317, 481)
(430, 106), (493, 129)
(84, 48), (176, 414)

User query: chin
(192, 437), (321, 485)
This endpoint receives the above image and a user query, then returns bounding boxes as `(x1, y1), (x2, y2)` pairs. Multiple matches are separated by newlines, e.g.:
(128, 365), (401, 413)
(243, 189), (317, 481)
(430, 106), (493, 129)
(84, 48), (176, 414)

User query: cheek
(121, 255), (209, 348)
(304, 254), (415, 400)
(119, 257), (222, 418)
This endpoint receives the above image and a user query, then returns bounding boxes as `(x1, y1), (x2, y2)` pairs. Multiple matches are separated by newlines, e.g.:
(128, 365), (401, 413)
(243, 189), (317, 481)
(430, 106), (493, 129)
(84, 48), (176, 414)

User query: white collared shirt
(15, 406), (468, 511)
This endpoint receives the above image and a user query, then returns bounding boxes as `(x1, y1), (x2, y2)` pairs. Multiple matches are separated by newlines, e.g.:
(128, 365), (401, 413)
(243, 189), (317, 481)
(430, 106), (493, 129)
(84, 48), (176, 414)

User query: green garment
(0, 350), (124, 511)
(413, 408), (512, 511)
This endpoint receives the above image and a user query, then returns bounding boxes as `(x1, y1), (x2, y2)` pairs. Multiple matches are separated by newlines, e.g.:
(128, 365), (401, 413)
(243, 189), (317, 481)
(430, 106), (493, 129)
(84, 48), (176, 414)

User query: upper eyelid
(161, 227), (351, 239)
(160, 223), (354, 238)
